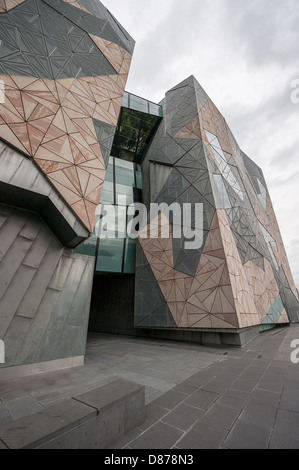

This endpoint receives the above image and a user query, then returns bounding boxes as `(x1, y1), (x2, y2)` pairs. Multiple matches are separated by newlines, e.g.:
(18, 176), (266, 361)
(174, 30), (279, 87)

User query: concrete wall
(0, 203), (95, 369)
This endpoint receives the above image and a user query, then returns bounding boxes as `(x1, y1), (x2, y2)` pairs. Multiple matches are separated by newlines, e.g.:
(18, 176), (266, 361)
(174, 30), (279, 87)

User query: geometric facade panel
(136, 75), (299, 330)
(0, 0), (134, 232)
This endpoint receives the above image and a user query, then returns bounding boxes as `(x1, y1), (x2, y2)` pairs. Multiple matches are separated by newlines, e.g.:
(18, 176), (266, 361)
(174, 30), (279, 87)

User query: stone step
(0, 379), (145, 449)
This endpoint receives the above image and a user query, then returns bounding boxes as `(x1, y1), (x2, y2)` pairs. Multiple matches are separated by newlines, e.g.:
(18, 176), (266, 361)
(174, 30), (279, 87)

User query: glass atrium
(75, 92), (163, 274)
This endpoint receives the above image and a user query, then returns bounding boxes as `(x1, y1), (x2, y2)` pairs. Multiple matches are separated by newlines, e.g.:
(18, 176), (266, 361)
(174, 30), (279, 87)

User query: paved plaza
(1, 325), (299, 449)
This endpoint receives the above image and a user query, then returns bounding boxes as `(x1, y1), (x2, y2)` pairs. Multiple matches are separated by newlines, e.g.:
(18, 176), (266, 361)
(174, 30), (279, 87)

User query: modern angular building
(0, 0), (298, 376)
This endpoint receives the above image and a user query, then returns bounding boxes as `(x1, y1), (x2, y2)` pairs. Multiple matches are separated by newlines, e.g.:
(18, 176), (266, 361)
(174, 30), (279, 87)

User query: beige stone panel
(217, 209), (258, 327)
(0, 122), (28, 153)
(71, 199), (91, 231)
(62, 0), (92, 14)
(210, 315), (236, 329)
(173, 115), (202, 140)
(8, 122), (31, 153)
(189, 315), (212, 329)
(89, 35), (132, 75)
(199, 99), (232, 154)
(0, 0), (26, 13)
(277, 309), (289, 324)
(244, 258), (280, 324)
(84, 199), (99, 232)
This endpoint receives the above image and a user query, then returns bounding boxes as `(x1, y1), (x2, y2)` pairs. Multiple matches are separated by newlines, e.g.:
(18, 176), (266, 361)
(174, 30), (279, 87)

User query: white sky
(104, 0), (299, 287)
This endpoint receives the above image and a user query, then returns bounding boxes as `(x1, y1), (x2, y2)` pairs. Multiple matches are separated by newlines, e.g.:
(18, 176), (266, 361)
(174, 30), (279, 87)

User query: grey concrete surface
(0, 324), (299, 449)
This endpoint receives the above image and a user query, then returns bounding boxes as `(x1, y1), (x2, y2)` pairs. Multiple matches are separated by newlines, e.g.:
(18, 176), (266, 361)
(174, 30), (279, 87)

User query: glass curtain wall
(76, 157), (143, 274)
(111, 92), (163, 164)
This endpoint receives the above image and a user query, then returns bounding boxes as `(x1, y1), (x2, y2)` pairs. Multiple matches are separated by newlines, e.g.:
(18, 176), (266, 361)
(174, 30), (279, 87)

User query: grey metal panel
(65, 257), (94, 328)
(48, 255), (74, 292)
(92, 119), (116, 169)
(0, 264), (36, 339)
(0, 214), (7, 229)
(0, 209), (28, 262)
(3, 316), (32, 366)
(0, 204), (95, 368)
(172, 234), (207, 277)
(52, 324), (81, 359)
(77, 0), (135, 54)
(34, 329), (62, 363)
(16, 237), (64, 319)
(150, 163), (173, 203)
(9, 158), (40, 189)
(0, 146), (23, 183)
(47, 256), (89, 333)
(22, 224), (52, 269)
(14, 289), (62, 366)
(55, 253), (94, 356)
(0, 205), (12, 217)
(0, 235), (33, 300)
(70, 322), (89, 358)
(0, 0), (118, 79)
(19, 214), (42, 241)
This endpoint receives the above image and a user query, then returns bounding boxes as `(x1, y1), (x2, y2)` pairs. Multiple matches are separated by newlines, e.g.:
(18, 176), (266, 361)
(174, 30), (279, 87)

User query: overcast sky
(104, 0), (299, 288)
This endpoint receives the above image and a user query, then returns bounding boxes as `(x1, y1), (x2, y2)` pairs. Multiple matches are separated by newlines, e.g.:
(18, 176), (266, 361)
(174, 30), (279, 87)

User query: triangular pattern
(0, 74), (126, 231)
(89, 35), (132, 75)
(135, 242), (177, 328)
(62, 0), (93, 14)
(137, 75), (299, 331)
(199, 99), (232, 155)
(174, 115), (202, 140)
(92, 118), (116, 168)
(0, 0), (133, 232)
(139, 212), (239, 329)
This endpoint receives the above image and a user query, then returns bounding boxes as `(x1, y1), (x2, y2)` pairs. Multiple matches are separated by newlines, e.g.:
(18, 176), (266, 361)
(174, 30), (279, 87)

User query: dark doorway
(88, 274), (137, 335)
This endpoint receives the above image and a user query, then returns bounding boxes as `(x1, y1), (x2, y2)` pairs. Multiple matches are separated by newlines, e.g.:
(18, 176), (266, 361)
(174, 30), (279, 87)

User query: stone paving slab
(269, 409), (299, 449)
(1, 324), (299, 449)
(161, 403), (205, 431)
(0, 333), (226, 428)
(111, 324), (299, 450)
(223, 420), (271, 449)
(177, 422), (228, 450)
(129, 421), (184, 450)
